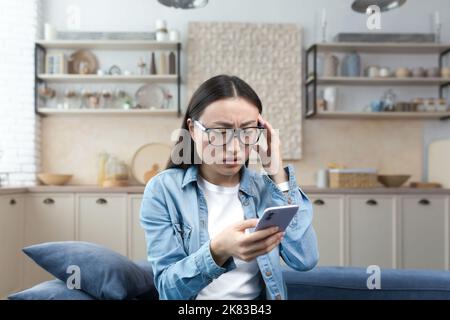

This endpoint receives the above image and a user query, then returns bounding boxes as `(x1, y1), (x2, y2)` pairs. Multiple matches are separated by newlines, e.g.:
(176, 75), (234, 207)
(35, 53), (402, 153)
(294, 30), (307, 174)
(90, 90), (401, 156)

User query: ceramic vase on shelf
(341, 51), (361, 77)
(323, 54), (339, 77)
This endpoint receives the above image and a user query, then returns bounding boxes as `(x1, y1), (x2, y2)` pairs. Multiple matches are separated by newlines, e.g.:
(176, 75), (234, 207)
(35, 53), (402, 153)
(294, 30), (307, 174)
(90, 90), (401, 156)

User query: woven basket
(329, 169), (378, 188)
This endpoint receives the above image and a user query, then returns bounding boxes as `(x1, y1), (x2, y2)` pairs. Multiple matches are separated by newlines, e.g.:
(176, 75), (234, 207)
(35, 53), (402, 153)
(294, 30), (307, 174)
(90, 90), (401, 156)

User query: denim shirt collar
(181, 165), (255, 197)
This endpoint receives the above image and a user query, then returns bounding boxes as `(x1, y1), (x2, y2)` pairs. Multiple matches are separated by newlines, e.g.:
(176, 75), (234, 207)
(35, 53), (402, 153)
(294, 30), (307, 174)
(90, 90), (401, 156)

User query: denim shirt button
(265, 271), (272, 277)
(287, 197), (292, 204)
(275, 294), (282, 300)
(243, 200), (249, 206)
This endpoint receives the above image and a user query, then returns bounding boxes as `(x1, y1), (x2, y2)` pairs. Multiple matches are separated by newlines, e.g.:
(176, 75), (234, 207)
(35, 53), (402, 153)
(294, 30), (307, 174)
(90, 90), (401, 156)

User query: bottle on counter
(97, 151), (109, 186)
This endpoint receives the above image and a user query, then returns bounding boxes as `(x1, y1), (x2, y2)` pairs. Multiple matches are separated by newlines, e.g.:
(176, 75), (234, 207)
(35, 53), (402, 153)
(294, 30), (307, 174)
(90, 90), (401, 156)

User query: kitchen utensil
(425, 67), (440, 77)
(37, 173), (73, 186)
(169, 29), (180, 42)
(412, 67), (426, 78)
(365, 65), (380, 78)
(131, 143), (172, 185)
(377, 175), (410, 188)
(108, 65), (122, 75)
(135, 84), (166, 109)
(428, 138), (450, 188)
(44, 23), (57, 41)
(323, 87), (337, 111)
(395, 67), (411, 78)
(169, 52), (177, 75)
(379, 67), (391, 78)
(370, 100), (384, 112)
(323, 54), (339, 77)
(409, 182), (442, 189)
(441, 67), (450, 78)
(382, 89), (397, 111)
(341, 52), (361, 77)
(68, 50), (99, 75)
(315, 169), (329, 188)
(103, 157), (129, 187)
(436, 99), (448, 112)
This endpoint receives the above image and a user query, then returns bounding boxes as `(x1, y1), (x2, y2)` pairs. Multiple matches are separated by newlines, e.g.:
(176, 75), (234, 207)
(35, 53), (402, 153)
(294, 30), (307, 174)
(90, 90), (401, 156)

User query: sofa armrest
(283, 266), (450, 300)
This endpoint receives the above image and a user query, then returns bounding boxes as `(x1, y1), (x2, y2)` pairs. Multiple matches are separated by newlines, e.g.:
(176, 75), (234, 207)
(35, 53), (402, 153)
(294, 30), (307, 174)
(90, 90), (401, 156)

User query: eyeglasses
(194, 120), (263, 147)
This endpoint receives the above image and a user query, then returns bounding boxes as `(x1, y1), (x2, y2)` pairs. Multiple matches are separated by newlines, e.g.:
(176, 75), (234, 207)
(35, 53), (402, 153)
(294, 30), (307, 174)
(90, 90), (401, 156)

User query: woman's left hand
(256, 114), (287, 182)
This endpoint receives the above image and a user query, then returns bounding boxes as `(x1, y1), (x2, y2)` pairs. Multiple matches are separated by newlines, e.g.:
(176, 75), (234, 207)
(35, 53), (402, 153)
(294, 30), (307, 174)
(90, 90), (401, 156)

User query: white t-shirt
(195, 175), (263, 300)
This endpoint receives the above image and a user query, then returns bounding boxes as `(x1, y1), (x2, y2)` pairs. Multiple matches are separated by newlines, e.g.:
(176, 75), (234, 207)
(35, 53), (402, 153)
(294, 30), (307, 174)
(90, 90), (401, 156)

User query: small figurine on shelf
(137, 57), (147, 75)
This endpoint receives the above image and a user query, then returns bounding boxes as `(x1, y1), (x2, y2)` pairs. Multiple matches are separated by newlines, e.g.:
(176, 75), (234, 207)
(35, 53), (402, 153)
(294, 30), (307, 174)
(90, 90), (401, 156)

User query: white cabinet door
(128, 195), (147, 261)
(77, 194), (128, 256)
(310, 195), (344, 266)
(348, 196), (396, 268)
(400, 196), (449, 270)
(24, 194), (75, 288)
(0, 195), (24, 298)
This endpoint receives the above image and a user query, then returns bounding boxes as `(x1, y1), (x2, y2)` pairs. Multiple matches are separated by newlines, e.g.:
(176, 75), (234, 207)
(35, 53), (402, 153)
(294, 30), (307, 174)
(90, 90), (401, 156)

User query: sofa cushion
(283, 266), (450, 300)
(22, 241), (154, 300)
(8, 279), (95, 300)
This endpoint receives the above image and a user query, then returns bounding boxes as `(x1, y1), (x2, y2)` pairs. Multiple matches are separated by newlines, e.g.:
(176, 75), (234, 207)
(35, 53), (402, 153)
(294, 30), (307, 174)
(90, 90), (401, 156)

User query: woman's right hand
(210, 219), (284, 266)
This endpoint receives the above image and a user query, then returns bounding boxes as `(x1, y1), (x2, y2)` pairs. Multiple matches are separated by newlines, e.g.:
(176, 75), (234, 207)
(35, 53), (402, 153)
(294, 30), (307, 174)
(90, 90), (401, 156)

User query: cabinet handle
(96, 198), (108, 205)
(10, 199), (16, 205)
(418, 199), (430, 206)
(43, 198), (55, 205)
(313, 199), (325, 206)
(366, 199), (378, 206)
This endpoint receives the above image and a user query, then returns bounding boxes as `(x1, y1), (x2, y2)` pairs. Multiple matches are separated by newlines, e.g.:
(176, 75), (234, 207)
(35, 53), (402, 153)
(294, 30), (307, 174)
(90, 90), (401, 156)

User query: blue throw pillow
(22, 241), (154, 300)
(8, 279), (94, 300)
(134, 260), (159, 300)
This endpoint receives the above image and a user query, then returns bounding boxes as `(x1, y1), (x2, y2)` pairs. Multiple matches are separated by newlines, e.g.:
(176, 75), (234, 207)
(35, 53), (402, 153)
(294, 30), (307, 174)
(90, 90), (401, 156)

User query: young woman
(140, 75), (318, 300)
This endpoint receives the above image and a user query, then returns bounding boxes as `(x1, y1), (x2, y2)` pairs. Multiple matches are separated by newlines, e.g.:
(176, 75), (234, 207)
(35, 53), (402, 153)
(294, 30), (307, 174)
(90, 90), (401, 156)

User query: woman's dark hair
(166, 74), (263, 170)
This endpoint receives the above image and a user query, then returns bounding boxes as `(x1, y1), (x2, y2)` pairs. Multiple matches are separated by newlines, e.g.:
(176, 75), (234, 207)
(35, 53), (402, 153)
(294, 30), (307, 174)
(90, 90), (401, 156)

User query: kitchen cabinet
(310, 195), (345, 266)
(23, 194), (75, 288)
(128, 195), (147, 261)
(400, 196), (449, 270)
(1, 187), (448, 298)
(347, 196), (396, 268)
(76, 194), (128, 256)
(0, 195), (24, 298)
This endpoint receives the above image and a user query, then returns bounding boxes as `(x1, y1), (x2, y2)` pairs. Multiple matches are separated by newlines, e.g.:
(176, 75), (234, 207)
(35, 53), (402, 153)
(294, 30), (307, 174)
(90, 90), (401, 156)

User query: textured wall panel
(187, 22), (303, 159)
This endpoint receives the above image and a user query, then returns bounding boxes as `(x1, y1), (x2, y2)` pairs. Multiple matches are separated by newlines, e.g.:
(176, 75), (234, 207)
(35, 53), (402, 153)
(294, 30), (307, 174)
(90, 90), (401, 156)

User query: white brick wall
(0, 0), (42, 186)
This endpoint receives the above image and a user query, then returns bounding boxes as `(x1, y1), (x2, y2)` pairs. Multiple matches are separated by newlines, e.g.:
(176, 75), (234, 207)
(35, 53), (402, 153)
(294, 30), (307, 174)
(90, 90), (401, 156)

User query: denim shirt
(140, 164), (319, 300)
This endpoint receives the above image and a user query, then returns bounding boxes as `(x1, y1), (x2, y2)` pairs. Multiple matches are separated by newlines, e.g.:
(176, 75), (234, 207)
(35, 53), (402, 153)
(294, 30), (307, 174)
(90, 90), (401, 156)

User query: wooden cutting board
(428, 138), (450, 188)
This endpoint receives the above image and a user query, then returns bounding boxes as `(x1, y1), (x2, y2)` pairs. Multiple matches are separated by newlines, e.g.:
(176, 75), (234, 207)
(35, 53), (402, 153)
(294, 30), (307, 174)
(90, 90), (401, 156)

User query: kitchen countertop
(1, 185), (450, 195)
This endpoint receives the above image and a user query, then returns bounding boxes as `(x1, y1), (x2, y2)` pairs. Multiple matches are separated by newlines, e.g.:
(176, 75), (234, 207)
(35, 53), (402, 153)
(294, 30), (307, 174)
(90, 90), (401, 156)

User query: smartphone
(255, 204), (299, 232)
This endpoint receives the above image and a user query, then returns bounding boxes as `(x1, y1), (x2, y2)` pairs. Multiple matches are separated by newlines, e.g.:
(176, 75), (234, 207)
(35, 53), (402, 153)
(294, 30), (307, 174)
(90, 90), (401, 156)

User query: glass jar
(436, 99), (448, 112)
(424, 98), (436, 112)
(64, 89), (81, 109)
(97, 151), (109, 186)
(101, 89), (113, 109)
(105, 157), (129, 182)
